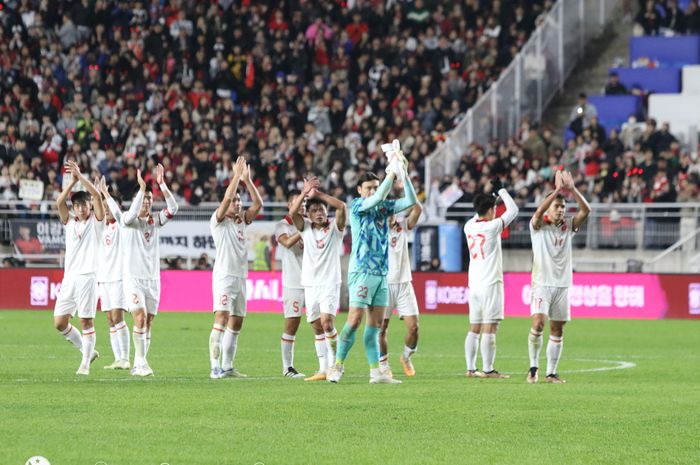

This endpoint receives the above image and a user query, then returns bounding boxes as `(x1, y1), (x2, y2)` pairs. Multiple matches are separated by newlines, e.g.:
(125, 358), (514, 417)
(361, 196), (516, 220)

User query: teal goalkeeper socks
(336, 323), (357, 363)
(363, 325), (380, 369)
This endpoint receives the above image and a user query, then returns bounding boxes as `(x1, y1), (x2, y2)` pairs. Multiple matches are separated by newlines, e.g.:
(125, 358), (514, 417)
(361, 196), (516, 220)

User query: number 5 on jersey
(467, 234), (486, 260)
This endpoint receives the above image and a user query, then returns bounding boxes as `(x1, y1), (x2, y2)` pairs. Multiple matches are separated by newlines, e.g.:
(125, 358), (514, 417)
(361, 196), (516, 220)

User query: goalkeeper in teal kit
(328, 141), (417, 384)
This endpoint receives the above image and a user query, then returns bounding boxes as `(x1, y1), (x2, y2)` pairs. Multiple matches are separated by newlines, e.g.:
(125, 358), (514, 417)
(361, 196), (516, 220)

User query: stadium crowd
(440, 109), (696, 207)
(0, 0), (557, 206)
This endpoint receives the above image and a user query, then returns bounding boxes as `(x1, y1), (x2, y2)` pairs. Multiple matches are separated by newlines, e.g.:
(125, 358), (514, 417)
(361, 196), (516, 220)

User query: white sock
(465, 331), (479, 371)
(61, 324), (82, 350)
(281, 333), (295, 372)
(133, 328), (147, 366)
(528, 330), (543, 368)
(81, 328), (96, 366)
(109, 326), (120, 361)
(209, 324), (225, 370)
(370, 367), (381, 379)
(379, 354), (390, 370)
(115, 321), (130, 361)
(324, 328), (338, 367)
(314, 335), (327, 373)
(480, 333), (497, 373)
(546, 336), (564, 375)
(402, 344), (416, 360)
(145, 329), (152, 357)
(221, 328), (240, 371)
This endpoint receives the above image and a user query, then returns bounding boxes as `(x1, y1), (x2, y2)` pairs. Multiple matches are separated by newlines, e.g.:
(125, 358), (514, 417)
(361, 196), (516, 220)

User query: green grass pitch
(1, 310), (698, 465)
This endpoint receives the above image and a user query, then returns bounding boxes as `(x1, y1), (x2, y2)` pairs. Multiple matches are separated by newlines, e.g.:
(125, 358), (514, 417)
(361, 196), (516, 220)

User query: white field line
(6, 358), (635, 383)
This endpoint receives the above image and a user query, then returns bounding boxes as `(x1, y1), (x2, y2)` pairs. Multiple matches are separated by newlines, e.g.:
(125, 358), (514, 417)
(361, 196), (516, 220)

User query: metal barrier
(443, 202), (698, 252)
(426, 0), (619, 189)
(1, 200), (697, 253)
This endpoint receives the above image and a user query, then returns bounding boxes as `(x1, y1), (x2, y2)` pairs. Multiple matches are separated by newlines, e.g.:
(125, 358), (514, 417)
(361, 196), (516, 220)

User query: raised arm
(215, 156), (244, 223)
(277, 231), (302, 248)
(393, 172), (418, 214)
(242, 162), (263, 225)
(498, 188), (519, 228)
(65, 161), (104, 221)
(98, 176), (123, 223)
(56, 164), (80, 224)
(532, 171), (563, 230)
(405, 201), (423, 230)
(289, 177), (319, 231)
(122, 169), (146, 225)
(311, 190), (347, 230)
(156, 163), (179, 226)
(563, 171), (591, 231)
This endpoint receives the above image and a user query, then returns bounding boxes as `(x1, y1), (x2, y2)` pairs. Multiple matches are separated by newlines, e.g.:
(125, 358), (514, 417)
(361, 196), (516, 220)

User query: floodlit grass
(1, 311), (698, 465)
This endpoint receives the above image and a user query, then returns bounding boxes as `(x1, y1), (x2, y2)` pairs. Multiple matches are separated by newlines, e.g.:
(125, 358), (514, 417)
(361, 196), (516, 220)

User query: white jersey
(463, 216), (505, 289)
(97, 219), (122, 283)
(530, 216), (575, 288)
(300, 218), (343, 287)
(463, 189), (519, 290)
(63, 212), (102, 277)
(275, 216), (303, 289)
(121, 215), (163, 280)
(388, 218), (412, 284)
(211, 212), (248, 279)
(108, 190), (177, 281)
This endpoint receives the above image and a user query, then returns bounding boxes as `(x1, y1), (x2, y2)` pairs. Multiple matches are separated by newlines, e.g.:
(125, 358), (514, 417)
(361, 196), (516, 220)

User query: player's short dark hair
(473, 193), (496, 216)
(71, 191), (91, 205)
(357, 172), (379, 187)
(287, 189), (302, 202)
(305, 197), (327, 210)
(144, 185), (153, 195)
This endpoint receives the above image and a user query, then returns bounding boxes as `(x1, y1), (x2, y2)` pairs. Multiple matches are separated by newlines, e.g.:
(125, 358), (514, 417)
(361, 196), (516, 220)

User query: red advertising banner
(0, 269), (698, 319)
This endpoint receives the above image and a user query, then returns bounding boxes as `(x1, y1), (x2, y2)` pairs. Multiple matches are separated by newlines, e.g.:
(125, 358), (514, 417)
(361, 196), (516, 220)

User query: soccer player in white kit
(379, 201), (422, 378)
(208, 157), (263, 379)
(528, 171), (590, 384)
(463, 180), (519, 378)
(275, 189), (327, 379)
(53, 161), (104, 375)
(288, 176), (346, 379)
(105, 164), (179, 376)
(96, 179), (130, 370)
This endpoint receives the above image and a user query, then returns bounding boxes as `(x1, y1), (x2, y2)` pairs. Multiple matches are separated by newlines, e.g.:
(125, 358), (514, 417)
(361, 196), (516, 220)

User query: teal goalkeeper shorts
(348, 272), (389, 308)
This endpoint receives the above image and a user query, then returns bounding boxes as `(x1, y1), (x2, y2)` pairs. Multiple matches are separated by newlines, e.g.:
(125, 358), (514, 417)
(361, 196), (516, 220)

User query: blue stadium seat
(630, 36), (700, 68)
(609, 67), (682, 94)
(588, 95), (644, 131)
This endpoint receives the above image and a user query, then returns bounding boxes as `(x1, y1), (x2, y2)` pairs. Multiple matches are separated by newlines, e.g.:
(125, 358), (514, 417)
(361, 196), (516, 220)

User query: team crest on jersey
(316, 239), (325, 249)
(561, 223), (568, 232)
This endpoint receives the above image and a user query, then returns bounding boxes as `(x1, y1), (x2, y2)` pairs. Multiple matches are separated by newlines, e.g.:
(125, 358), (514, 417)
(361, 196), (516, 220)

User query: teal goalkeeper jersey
(348, 197), (397, 276)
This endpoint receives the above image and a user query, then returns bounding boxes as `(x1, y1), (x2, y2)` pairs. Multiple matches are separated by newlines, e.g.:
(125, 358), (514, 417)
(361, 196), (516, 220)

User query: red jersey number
(467, 234), (486, 260)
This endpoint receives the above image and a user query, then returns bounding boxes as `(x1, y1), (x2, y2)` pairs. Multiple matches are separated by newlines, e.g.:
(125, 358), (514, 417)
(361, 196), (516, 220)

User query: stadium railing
(425, 0), (619, 197)
(1, 200), (697, 254)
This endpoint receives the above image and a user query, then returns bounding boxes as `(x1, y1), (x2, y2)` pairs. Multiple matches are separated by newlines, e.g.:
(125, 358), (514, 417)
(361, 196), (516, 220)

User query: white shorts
(98, 281), (126, 311)
(213, 275), (246, 317)
(385, 282), (420, 319)
(283, 287), (305, 319)
(304, 284), (339, 323)
(469, 283), (504, 324)
(54, 274), (97, 319)
(531, 286), (571, 322)
(124, 278), (160, 315)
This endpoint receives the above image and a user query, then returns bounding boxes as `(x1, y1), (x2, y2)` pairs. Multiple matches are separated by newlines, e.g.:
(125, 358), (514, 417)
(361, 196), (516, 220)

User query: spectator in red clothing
(346, 13), (369, 45)
(14, 225), (44, 255)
